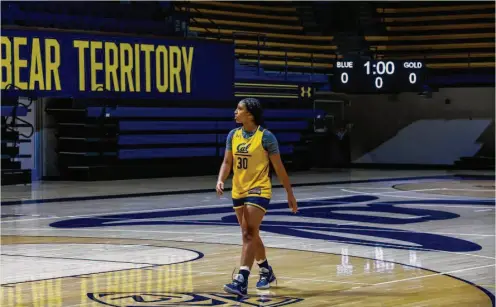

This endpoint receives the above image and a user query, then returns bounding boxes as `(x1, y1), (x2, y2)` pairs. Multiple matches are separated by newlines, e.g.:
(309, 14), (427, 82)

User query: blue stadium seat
(119, 121), (307, 132)
(119, 121), (234, 131)
(87, 107), (233, 118)
(118, 134), (217, 145)
(87, 107), (323, 119)
(119, 147), (217, 159)
(265, 121), (308, 130)
(1, 106), (28, 117)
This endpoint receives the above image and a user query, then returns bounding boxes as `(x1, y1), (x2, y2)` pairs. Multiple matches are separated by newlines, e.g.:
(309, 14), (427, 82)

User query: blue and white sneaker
(223, 274), (248, 296)
(256, 266), (277, 289)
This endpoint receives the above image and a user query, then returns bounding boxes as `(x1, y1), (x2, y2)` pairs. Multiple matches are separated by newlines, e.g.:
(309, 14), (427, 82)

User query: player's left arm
(264, 131), (298, 213)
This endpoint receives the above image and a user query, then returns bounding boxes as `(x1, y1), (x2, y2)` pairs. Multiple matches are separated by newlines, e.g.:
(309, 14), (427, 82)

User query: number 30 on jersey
(237, 157), (248, 169)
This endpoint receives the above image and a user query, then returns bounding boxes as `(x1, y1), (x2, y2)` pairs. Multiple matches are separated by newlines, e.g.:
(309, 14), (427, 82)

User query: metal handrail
(182, 3), (222, 39)
(232, 32), (268, 75)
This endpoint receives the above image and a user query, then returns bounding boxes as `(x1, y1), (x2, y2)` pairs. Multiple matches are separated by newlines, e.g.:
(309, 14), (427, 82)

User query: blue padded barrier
(264, 109), (314, 118)
(275, 133), (301, 142)
(87, 107), (323, 119)
(119, 121), (307, 131)
(265, 121), (308, 130)
(118, 134), (217, 145)
(119, 121), (236, 131)
(84, 152), (117, 157)
(118, 147), (217, 159)
(1, 106), (28, 117)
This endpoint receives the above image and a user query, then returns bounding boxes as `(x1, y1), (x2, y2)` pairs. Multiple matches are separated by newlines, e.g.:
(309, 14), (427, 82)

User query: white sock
(256, 259), (266, 265)
(240, 266), (250, 272)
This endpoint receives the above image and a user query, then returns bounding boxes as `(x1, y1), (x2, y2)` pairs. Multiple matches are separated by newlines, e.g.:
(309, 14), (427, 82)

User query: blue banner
(1, 29), (234, 100)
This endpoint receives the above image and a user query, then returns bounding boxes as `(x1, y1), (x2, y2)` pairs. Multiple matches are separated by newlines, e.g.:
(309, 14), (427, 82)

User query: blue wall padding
(119, 147), (217, 159)
(118, 134), (217, 145)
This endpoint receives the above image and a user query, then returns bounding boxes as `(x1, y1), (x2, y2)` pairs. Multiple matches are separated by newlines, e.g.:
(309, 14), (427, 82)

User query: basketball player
(216, 97), (298, 296)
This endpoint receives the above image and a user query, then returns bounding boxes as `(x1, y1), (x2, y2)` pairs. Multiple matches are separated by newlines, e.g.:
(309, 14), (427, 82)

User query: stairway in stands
(45, 98), (118, 180)
(1, 93), (33, 185)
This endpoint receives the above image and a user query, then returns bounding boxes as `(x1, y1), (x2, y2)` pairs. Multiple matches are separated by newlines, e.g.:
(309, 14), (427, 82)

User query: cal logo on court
(87, 292), (303, 306)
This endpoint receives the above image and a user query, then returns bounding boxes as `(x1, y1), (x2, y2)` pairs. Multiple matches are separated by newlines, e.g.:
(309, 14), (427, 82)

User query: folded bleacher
(179, 1), (336, 76)
(1, 1), (174, 36)
(368, 2), (495, 75)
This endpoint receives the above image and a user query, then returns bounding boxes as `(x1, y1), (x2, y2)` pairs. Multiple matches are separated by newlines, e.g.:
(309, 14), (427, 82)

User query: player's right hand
(216, 181), (224, 196)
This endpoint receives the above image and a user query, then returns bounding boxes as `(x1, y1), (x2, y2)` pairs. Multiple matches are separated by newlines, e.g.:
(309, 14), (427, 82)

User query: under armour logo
(300, 86), (313, 98)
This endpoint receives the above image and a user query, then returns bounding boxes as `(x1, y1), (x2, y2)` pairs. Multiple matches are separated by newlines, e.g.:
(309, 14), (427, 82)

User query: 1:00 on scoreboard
(332, 60), (426, 93)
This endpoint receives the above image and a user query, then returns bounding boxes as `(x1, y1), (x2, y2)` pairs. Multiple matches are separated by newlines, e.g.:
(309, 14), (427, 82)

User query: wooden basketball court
(1, 170), (494, 306)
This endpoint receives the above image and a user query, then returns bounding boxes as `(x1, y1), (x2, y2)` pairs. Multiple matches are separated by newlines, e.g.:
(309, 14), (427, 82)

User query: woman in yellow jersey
(216, 97), (298, 296)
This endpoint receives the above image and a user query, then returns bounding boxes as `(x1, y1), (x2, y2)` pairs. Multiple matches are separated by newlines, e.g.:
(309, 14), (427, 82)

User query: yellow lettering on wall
(134, 43), (141, 92)
(13, 37), (28, 90)
(155, 45), (168, 93)
(169, 46), (182, 93)
(119, 43), (134, 92)
(28, 38), (45, 90)
(45, 39), (61, 91)
(73, 40), (89, 91)
(104, 42), (119, 91)
(181, 47), (193, 93)
(141, 44), (153, 93)
(90, 41), (103, 91)
(1, 37), (12, 89)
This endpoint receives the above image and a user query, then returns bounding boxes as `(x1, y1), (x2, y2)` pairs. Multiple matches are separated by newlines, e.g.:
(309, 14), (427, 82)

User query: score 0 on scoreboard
(331, 59), (427, 93)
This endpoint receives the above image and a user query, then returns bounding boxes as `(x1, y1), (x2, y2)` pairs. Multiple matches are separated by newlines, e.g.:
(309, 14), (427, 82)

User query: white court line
(277, 276), (370, 286)
(2, 254), (369, 288)
(369, 264), (496, 287)
(0, 194), (361, 224)
(341, 188), (445, 200)
(438, 188), (494, 192)
(3, 188), (493, 225)
(475, 209), (495, 212)
(115, 267), (369, 286)
(341, 188), (494, 201)
(6, 227), (496, 260)
(408, 204), (494, 209)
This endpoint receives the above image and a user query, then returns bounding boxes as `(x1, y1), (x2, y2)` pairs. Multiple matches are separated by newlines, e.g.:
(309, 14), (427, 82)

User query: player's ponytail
(240, 97), (264, 126)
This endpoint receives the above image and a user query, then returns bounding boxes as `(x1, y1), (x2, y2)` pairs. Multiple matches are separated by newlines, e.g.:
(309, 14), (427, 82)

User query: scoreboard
(331, 59), (427, 93)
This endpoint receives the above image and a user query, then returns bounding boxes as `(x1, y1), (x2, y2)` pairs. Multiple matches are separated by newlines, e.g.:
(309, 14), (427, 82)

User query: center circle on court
(1, 243), (201, 284)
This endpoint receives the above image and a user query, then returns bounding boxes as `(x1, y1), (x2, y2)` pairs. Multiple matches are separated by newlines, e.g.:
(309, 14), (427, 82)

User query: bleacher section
(46, 102), (324, 180)
(180, 1), (337, 76)
(1, 1), (174, 36)
(368, 2), (495, 76)
(1, 92), (33, 185)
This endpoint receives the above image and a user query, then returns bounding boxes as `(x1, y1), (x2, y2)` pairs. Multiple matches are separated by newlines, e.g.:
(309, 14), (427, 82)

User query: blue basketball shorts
(232, 197), (271, 213)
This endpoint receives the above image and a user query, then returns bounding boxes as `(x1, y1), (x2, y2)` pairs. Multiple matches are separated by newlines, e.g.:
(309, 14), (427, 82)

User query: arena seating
(1, 1), (174, 36)
(178, 1), (337, 75)
(46, 102), (324, 180)
(368, 2), (495, 72)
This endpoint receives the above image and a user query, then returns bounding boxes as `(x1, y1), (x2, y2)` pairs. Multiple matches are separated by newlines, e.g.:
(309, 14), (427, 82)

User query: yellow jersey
(231, 127), (272, 199)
